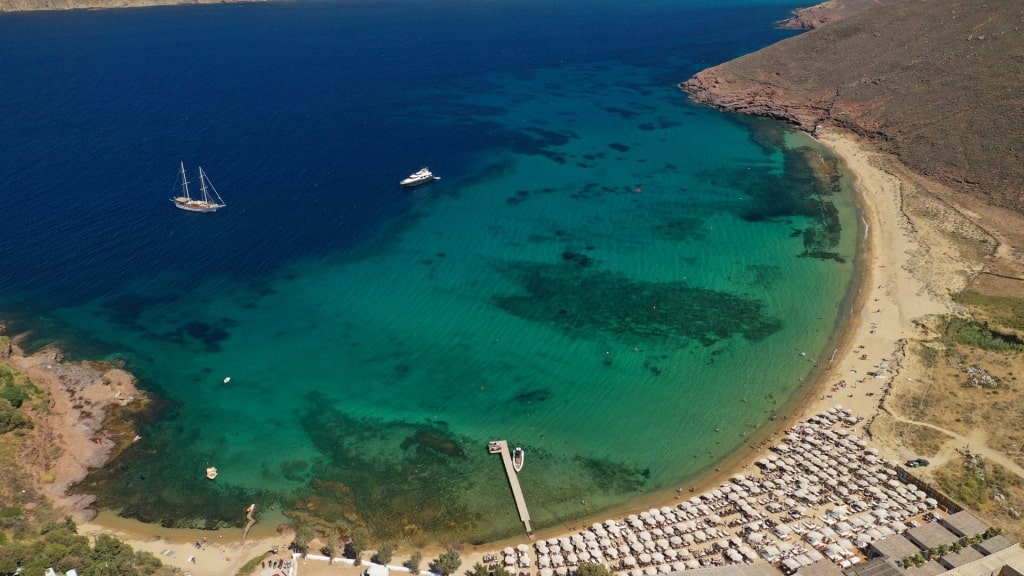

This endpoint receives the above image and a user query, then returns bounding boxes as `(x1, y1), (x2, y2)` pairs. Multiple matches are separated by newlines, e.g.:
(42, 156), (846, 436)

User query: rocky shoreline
(777, 0), (895, 30)
(3, 336), (148, 522)
(0, 0), (262, 12)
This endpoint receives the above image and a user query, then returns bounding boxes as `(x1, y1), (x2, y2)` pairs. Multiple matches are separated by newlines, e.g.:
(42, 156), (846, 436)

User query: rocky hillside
(778, 0), (895, 30)
(683, 0), (1024, 212)
(0, 0), (259, 11)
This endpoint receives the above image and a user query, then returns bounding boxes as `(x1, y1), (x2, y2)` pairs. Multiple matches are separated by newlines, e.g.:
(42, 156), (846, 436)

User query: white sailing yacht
(171, 161), (226, 212)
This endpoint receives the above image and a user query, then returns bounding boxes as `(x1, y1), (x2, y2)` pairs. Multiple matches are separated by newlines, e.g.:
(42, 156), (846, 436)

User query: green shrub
(0, 399), (32, 434)
(0, 507), (22, 519)
(372, 542), (395, 565)
(945, 317), (1024, 352)
(430, 548), (462, 576)
(404, 551), (423, 573)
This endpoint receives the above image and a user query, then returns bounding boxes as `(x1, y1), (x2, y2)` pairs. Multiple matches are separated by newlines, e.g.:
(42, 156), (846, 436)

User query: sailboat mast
(198, 167), (210, 203)
(179, 161), (191, 200)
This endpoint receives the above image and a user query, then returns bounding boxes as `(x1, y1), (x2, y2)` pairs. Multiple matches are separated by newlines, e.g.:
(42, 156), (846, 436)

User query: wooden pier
(489, 440), (533, 536)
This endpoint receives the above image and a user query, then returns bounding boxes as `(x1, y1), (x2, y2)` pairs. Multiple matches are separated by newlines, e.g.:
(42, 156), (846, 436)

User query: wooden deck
(489, 440), (533, 536)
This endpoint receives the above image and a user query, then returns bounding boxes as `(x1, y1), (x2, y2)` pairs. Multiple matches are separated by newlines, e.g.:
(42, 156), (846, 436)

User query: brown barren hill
(778, 0), (895, 30)
(0, 0), (261, 11)
(683, 0), (1024, 212)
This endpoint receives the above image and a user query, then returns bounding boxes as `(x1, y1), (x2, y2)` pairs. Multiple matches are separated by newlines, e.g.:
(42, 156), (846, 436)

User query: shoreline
(77, 125), (950, 569)
(4, 128), (967, 575)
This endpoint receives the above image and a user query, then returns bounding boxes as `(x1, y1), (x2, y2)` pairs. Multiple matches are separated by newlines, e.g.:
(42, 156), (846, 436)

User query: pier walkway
(489, 440), (533, 537)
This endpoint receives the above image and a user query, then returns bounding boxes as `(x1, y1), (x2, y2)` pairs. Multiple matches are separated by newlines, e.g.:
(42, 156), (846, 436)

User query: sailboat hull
(172, 198), (222, 212)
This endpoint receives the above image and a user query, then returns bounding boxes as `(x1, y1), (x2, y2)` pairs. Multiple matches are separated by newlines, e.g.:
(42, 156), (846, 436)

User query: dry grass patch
(933, 453), (1024, 542)
(899, 424), (953, 458)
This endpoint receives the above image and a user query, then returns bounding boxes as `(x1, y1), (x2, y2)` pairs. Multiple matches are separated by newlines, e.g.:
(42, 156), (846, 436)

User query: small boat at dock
(512, 446), (524, 473)
(206, 466), (218, 480)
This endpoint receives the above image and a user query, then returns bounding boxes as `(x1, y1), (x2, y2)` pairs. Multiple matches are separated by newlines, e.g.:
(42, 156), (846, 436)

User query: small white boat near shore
(206, 466), (218, 480)
(512, 446), (524, 473)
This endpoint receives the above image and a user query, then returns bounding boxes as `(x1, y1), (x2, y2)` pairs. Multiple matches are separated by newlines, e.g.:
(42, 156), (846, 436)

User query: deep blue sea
(0, 0), (859, 543)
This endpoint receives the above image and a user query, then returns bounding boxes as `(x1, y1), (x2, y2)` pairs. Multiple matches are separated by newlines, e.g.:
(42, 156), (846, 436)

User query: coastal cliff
(0, 0), (260, 12)
(683, 0), (1024, 212)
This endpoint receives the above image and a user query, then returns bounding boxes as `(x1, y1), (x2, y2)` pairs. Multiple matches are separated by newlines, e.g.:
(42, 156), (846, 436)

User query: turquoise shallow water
(0, 0), (858, 542)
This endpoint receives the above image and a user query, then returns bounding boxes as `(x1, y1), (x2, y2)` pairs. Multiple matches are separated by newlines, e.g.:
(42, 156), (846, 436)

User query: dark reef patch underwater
(2, 0), (858, 543)
(494, 262), (782, 347)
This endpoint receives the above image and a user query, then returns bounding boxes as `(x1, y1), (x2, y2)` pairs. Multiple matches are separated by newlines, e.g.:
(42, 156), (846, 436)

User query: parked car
(905, 458), (930, 468)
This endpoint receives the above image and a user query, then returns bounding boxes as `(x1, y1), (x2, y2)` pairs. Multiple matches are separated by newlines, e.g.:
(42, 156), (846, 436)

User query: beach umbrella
(664, 549), (678, 560)
(639, 553), (652, 565)
(555, 568), (568, 576)
(623, 556), (637, 567)
(538, 557), (551, 568)
(685, 560), (700, 570)
(578, 551), (591, 563)
(517, 544), (529, 553)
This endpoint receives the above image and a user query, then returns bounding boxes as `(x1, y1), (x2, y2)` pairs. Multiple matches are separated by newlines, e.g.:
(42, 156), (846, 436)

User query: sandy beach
(5, 128), (984, 576)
